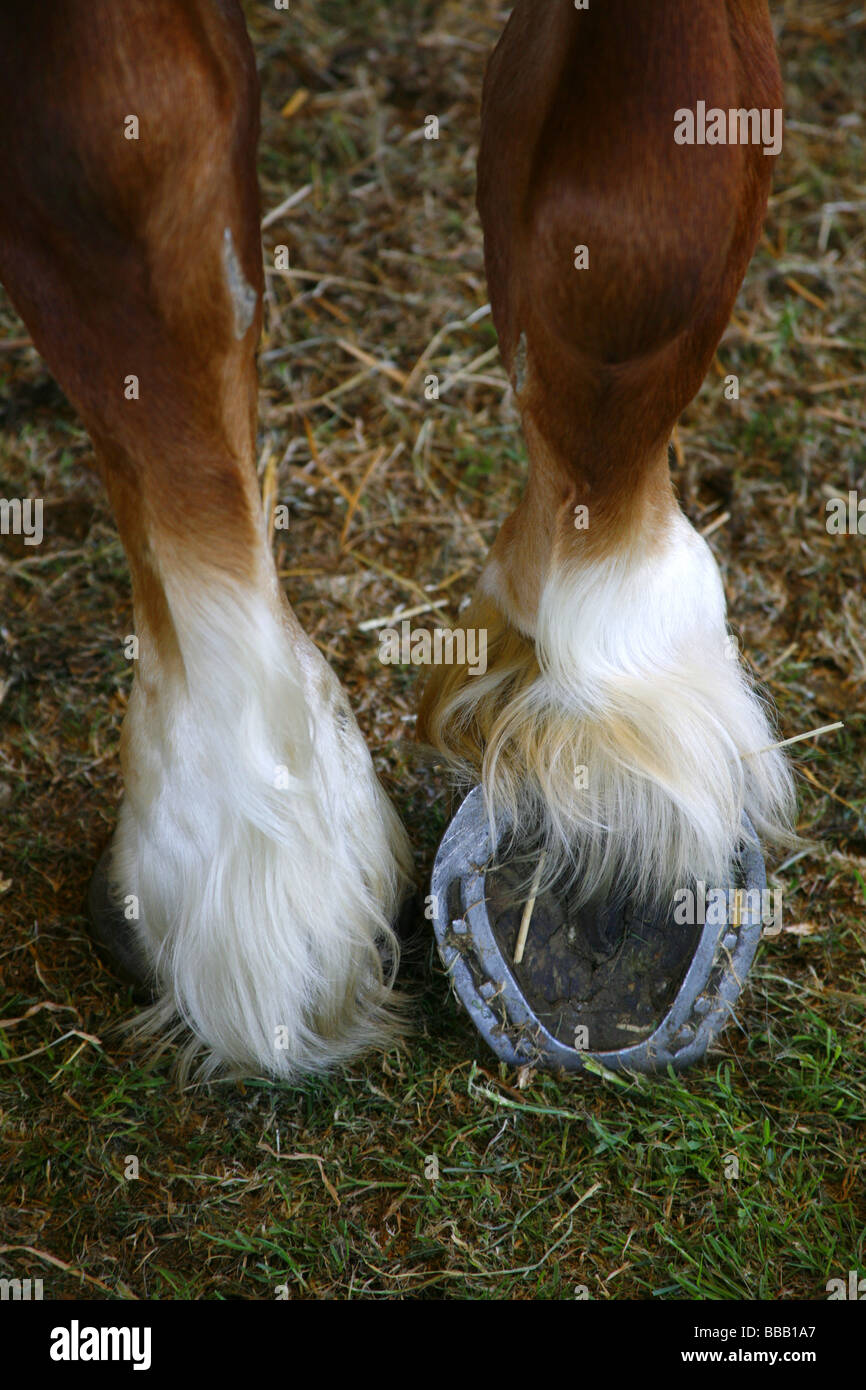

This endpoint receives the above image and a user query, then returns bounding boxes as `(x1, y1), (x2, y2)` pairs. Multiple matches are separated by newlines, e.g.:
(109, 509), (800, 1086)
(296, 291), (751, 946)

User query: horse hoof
(431, 787), (767, 1075)
(87, 845), (154, 999)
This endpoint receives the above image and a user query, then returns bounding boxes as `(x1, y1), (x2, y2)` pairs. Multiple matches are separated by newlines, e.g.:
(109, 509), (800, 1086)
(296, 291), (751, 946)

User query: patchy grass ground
(0, 0), (863, 1300)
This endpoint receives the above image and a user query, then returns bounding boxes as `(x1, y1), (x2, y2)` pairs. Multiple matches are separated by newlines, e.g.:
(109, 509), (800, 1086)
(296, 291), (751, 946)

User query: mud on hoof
(486, 862), (702, 1054)
(87, 846), (154, 999)
(431, 788), (768, 1074)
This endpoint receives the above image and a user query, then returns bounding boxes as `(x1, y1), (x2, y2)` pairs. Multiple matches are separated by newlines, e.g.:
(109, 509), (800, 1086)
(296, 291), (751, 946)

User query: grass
(0, 0), (864, 1300)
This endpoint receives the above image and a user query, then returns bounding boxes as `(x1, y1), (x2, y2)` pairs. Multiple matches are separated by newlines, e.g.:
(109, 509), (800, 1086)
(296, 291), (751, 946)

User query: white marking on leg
(222, 227), (258, 339)
(111, 556), (410, 1079)
(479, 508), (795, 903)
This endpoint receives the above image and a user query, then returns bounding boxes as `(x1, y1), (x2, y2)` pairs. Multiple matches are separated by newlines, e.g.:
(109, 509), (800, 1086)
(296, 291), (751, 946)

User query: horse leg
(419, 0), (794, 904)
(0, 0), (411, 1079)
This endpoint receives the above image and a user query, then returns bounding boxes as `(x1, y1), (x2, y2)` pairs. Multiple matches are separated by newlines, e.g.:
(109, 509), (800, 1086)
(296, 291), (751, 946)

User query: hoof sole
(431, 788), (767, 1075)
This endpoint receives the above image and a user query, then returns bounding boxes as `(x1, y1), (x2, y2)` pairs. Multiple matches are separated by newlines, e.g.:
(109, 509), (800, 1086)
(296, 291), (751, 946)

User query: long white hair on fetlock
(111, 563), (412, 1082)
(422, 508), (797, 906)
